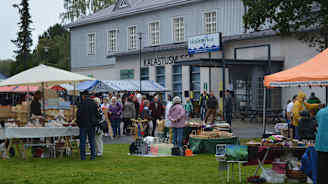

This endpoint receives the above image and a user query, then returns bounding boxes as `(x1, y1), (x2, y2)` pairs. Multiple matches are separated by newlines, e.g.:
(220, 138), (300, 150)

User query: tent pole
(263, 87), (266, 136)
(72, 82), (76, 121)
(42, 82), (46, 117)
(326, 87), (328, 105)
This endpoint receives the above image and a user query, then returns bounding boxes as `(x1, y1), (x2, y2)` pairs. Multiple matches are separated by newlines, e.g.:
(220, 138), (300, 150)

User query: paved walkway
(103, 119), (276, 144)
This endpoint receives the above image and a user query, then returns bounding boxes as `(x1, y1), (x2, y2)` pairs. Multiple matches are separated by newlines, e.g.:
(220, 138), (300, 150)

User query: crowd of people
(75, 90), (228, 160)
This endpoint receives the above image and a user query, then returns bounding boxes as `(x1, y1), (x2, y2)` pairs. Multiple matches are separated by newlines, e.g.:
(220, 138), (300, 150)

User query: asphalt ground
(103, 119), (276, 144)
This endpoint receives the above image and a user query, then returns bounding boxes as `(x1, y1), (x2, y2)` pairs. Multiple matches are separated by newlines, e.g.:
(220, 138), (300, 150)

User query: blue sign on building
(188, 32), (221, 54)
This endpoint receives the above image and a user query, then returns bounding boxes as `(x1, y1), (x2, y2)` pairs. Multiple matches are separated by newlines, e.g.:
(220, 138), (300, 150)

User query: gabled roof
(68, 0), (203, 28)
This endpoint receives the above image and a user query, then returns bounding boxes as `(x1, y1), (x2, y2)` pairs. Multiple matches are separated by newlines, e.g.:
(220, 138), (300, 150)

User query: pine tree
(11, 0), (33, 75)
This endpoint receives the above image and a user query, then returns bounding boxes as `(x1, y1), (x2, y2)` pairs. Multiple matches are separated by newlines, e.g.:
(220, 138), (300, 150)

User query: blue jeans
(200, 106), (206, 120)
(79, 127), (96, 160)
(172, 128), (184, 148)
(225, 111), (232, 125)
(295, 126), (300, 139)
(111, 119), (120, 137)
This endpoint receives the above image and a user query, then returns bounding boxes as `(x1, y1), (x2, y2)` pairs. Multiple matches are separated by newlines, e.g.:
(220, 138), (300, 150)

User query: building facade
(69, 0), (326, 110)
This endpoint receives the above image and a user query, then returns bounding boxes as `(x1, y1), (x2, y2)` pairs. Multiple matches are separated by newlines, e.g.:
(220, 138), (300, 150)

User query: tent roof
(264, 49), (328, 87)
(103, 80), (167, 92)
(77, 80), (115, 93)
(0, 64), (94, 87)
(13, 86), (40, 93)
(0, 86), (16, 93)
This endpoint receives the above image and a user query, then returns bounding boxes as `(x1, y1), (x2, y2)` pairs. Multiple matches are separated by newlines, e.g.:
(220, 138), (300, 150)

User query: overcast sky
(0, 0), (64, 60)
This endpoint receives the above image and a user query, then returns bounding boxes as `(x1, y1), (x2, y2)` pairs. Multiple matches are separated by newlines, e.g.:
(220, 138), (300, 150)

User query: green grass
(0, 144), (261, 184)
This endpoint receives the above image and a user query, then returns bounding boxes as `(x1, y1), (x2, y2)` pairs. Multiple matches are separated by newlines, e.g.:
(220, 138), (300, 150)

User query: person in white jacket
(164, 95), (173, 143)
(93, 97), (104, 156)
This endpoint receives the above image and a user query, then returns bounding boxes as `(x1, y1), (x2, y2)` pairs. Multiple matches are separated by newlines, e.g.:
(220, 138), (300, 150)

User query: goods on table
(190, 130), (233, 139)
(157, 120), (165, 133)
(260, 135), (307, 147)
(0, 106), (16, 119)
(185, 119), (203, 127)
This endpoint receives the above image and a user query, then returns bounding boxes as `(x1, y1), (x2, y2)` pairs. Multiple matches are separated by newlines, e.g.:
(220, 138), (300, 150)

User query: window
(190, 66), (200, 99)
(119, 0), (128, 8)
(156, 66), (165, 87)
(172, 65), (182, 98)
(87, 33), (96, 55)
(120, 69), (134, 80)
(128, 26), (136, 50)
(204, 11), (216, 33)
(149, 21), (160, 45)
(108, 30), (118, 52)
(140, 67), (149, 80)
(173, 17), (184, 42)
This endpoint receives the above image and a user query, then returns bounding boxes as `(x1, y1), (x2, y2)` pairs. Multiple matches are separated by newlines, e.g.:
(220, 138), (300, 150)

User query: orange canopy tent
(264, 48), (328, 87)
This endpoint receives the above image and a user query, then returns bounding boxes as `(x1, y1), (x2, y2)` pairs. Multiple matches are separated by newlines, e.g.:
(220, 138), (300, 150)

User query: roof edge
(68, 0), (203, 28)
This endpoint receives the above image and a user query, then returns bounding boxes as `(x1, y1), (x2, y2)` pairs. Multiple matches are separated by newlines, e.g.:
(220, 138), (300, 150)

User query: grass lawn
(0, 144), (262, 184)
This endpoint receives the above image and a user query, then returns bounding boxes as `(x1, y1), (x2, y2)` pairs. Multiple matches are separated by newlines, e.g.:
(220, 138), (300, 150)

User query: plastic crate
(272, 162), (287, 174)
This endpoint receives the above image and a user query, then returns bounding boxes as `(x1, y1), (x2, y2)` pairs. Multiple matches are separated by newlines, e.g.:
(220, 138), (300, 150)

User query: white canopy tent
(0, 64), (93, 87)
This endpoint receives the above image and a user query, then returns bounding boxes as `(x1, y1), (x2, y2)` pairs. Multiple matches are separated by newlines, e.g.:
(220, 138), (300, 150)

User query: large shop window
(128, 26), (136, 50)
(140, 67), (149, 80)
(173, 17), (184, 42)
(87, 33), (96, 55)
(156, 66), (165, 100)
(108, 29), (118, 52)
(204, 11), (216, 34)
(172, 65), (182, 98)
(120, 69), (134, 80)
(191, 66), (200, 99)
(156, 66), (165, 87)
(149, 21), (160, 46)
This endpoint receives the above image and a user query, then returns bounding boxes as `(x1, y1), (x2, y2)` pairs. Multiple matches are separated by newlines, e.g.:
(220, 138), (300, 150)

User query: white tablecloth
(0, 127), (80, 139)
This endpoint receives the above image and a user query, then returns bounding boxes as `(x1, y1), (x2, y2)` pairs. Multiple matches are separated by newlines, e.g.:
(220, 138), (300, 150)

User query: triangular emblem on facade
(117, 0), (129, 9)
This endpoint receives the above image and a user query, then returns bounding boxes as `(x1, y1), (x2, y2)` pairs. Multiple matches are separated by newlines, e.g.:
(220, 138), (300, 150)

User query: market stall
(241, 49), (328, 183)
(77, 80), (114, 93)
(184, 119), (237, 154)
(0, 64), (93, 159)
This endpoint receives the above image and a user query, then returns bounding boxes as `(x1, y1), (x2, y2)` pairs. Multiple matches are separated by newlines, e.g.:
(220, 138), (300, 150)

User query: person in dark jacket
(150, 96), (164, 136)
(30, 91), (42, 117)
(76, 90), (98, 160)
(307, 92), (321, 116)
(224, 90), (233, 125)
(122, 97), (136, 135)
(298, 110), (316, 140)
(132, 96), (140, 118)
(205, 92), (218, 124)
(199, 91), (209, 120)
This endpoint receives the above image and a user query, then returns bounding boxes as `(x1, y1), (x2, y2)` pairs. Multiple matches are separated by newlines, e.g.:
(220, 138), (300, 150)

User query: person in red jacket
(149, 96), (164, 136)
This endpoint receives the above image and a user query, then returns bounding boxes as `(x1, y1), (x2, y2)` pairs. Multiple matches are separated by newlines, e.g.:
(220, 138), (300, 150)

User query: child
(184, 98), (193, 120)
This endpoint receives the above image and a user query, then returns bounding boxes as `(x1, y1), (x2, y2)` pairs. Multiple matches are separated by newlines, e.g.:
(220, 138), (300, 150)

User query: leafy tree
(32, 24), (70, 70)
(0, 59), (14, 77)
(242, 0), (328, 51)
(11, 0), (33, 75)
(61, 0), (116, 23)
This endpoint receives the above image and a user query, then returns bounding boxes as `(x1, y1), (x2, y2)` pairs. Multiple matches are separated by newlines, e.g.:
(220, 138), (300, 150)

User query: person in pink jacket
(168, 96), (186, 148)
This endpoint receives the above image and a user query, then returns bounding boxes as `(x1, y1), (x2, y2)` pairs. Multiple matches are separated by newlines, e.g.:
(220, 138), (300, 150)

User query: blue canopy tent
(77, 80), (114, 93)
(102, 80), (167, 92)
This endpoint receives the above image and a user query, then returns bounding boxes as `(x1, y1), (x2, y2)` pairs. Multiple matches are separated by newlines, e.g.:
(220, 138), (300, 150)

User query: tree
(32, 24), (70, 70)
(242, 0), (328, 51)
(61, 0), (116, 23)
(0, 59), (14, 77)
(11, 0), (33, 75)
